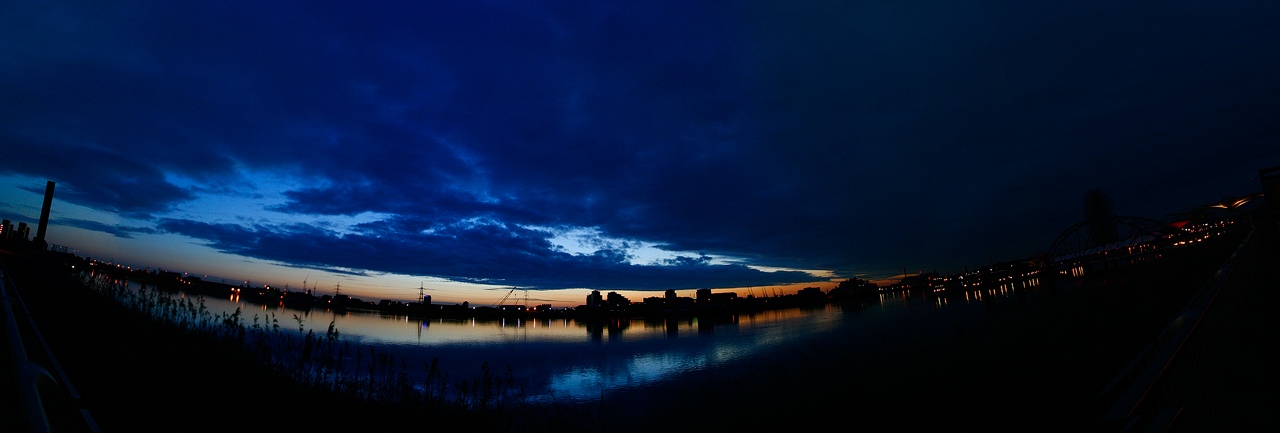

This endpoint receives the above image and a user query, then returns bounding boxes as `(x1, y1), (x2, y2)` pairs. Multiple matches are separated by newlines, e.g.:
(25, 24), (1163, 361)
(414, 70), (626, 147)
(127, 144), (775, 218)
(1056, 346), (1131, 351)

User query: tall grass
(78, 273), (605, 431)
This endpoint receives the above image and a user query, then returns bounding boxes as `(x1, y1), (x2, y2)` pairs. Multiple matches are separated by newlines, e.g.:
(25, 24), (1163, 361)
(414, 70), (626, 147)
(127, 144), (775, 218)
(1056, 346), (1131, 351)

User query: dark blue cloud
(5, 139), (197, 218)
(3, 1), (1279, 285)
(156, 216), (823, 290)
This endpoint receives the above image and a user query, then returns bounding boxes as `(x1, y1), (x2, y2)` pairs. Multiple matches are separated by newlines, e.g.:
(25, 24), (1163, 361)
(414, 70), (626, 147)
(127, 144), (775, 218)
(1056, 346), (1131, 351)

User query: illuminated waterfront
(114, 277), (1042, 403)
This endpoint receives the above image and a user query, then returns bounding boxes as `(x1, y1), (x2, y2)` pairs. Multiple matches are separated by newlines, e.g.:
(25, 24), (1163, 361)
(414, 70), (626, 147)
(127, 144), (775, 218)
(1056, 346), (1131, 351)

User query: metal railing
(1099, 220), (1277, 431)
(2, 263), (101, 433)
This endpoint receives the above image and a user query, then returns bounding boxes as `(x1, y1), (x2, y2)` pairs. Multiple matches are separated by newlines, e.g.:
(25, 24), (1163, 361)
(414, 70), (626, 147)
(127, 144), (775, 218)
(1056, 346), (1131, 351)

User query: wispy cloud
(56, 218), (156, 239)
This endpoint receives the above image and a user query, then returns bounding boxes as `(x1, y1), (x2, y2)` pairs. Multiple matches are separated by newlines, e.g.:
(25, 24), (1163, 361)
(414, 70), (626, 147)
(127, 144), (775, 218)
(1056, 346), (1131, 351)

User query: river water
(123, 278), (1042, 404)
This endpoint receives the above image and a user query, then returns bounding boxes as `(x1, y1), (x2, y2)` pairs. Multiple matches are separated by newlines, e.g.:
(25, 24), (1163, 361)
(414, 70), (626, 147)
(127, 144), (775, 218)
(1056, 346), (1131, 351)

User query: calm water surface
(128, 280), (1042, 403)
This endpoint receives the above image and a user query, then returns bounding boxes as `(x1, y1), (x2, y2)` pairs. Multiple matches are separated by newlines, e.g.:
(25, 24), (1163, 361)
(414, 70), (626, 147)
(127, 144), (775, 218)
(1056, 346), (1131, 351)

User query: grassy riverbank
(4, 252), (597, 432)
(4, 222), (1269, 432)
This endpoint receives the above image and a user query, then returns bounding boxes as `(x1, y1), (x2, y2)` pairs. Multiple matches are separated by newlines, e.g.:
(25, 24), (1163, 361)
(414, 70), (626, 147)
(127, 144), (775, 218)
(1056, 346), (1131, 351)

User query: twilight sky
(2, 1), (1278, 305)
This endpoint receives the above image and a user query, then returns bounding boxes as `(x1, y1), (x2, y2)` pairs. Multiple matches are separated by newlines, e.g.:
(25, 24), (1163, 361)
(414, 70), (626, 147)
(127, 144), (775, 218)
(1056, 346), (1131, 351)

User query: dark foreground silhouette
(4, 219), (1276, 432)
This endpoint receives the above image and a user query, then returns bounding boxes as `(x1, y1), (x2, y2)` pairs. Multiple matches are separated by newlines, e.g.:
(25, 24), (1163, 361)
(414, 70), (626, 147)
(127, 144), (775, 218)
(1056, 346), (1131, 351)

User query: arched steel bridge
(1048, 193), (1264, 264)
(1047, 216), (1172, 263)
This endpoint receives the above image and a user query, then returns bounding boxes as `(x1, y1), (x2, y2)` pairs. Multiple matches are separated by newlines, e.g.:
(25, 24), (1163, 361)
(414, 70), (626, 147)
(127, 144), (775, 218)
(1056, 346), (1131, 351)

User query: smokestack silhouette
(35, 181), (54, 242)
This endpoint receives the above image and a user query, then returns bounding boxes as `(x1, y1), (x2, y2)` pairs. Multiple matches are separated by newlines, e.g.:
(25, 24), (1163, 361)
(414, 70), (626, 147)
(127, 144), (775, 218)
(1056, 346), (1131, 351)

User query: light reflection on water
(116, 278), (1038, 403)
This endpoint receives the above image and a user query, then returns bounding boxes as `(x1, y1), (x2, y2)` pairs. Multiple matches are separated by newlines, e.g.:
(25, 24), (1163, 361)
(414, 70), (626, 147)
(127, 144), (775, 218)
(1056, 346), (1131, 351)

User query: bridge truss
(1047, 216), (1172, 263)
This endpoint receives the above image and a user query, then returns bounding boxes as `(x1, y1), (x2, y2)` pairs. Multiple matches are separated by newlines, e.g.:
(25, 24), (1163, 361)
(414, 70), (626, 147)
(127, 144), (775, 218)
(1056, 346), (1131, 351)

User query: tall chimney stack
(35, 180), (54, 242)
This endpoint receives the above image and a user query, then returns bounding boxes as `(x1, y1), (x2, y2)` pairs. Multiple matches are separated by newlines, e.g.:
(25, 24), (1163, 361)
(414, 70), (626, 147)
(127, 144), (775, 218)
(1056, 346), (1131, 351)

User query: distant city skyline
(3, 1), (1278, 306)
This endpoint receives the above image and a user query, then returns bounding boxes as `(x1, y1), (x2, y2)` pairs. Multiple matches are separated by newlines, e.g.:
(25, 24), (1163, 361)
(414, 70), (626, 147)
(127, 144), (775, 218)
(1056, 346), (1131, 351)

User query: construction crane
(493, 287), (516, 306)
(492, 287), (529, 308)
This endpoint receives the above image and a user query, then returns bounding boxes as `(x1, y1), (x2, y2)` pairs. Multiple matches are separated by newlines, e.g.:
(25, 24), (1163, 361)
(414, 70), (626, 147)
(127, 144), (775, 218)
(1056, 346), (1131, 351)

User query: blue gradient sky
(3, 1), (1278, 305)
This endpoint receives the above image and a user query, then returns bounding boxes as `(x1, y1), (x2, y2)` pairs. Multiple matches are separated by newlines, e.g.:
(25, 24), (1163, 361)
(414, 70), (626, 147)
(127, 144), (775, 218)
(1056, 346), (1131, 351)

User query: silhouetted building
(665, 289), (677, 300)
(829, 278), (879, 297)
(586, 290), (603, 307)
(797, 286), (825, 298)
(1, 220), (11, 240)
(378, 300), (408, 308)
(16, 222), (29, 241)
(421, 294), (432, 305)
(707, 292), (737, 303)
(901, 272), (940, 290)
(606, 291), (631, 307)
(673, 297), (695, 309)
(694, 288), (736, 304)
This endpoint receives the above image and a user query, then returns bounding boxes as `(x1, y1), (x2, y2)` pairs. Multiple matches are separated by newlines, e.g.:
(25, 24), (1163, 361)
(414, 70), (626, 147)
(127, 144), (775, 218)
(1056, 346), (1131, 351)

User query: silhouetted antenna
(335, 283), (341, 297)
